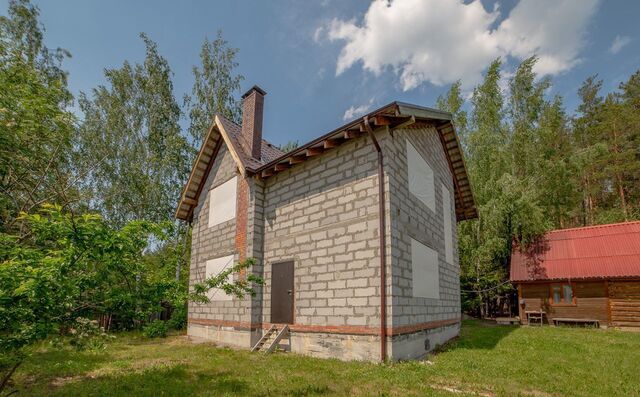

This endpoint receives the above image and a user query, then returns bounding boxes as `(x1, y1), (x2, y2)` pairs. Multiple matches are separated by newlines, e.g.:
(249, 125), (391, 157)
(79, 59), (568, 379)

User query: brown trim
(518, 284), (524, 324)
(387, 318), (461, 336)
(189, 318), (255, 330)
(548, 283), (577, 306)
(188, 318), (460, 337)
(605, 280), (612, 325)
(185, 139), (222, 222)
(515, 277), (640, 284)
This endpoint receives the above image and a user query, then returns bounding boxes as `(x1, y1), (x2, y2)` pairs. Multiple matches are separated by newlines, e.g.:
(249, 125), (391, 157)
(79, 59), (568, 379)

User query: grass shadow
(437, 319), (519, 352)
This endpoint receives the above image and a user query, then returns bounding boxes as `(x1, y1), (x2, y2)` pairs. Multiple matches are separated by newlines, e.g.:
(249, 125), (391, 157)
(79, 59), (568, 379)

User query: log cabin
(510, 221), (640, 328)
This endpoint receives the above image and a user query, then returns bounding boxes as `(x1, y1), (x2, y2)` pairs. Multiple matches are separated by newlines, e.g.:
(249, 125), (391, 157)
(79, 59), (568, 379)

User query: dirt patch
(49, 357), (188, 388)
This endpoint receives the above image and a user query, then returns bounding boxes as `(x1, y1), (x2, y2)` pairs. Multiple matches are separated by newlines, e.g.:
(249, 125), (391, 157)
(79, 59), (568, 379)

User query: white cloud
(609, 35), (631, 54)
(343, 98), (374, 120)
(325, 0), (599, 91)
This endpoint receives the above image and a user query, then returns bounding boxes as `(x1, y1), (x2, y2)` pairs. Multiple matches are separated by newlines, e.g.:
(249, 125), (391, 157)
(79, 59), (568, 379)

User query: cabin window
(550, 283), (575, 305)
(208, 176), (237, 227)
(411, 238), (440, 299)
(441, 183), (454, 264)
(205, 255), (235, 301)
(406, 139), (435, 212)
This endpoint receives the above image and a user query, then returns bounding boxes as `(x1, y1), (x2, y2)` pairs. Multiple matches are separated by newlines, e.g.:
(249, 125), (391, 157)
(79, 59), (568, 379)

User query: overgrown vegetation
(436, 58), (640, 317)
(0, 205), (260, 394)
(9, 320), (640, 397)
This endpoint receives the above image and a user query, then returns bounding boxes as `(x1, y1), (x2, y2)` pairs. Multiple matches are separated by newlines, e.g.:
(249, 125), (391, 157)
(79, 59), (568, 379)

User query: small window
(411, 238), (440, 299)
(441, 183), (454, 264)
(208, 176), (237, 227)
(205, 255), (235, 301)
(407, 139), (435, 212)
(550, 283), (574, 305)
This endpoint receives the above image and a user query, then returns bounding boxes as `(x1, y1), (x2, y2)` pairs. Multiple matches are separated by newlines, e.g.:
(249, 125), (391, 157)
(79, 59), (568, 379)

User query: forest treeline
(0, 0), (255, 388)
(436, 58), (640, 316)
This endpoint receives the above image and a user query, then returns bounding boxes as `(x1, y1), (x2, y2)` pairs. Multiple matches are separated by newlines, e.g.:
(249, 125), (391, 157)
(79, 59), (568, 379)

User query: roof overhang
(175, 102), (478, 222)
(175, 115), (248, 221)
(255, 102), (477, 221)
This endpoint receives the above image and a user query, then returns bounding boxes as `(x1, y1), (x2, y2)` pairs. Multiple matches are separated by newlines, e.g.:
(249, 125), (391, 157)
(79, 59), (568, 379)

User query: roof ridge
(546, 220), (640, 234)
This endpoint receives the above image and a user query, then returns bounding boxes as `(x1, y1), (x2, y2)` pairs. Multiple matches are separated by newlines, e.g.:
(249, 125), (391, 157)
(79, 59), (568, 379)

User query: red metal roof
(510, 221), (640, 282)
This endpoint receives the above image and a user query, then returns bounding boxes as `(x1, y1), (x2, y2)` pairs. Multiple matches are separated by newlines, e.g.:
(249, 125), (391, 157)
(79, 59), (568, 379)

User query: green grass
(11, 320), (640, 396)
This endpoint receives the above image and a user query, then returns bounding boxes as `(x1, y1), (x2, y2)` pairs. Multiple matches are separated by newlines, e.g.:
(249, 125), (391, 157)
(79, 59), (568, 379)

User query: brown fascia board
(255, 101), (452, 173)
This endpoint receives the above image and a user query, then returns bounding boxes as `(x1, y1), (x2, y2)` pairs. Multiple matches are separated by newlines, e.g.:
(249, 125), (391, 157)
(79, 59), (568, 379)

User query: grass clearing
(12, 320), (640, 396)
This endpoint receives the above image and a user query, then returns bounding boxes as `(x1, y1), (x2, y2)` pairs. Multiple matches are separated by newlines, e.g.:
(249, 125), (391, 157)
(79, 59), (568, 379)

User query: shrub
(68, 317), (114, 351)
(143, 320), (168, 338)
(167, 305), (187, 330)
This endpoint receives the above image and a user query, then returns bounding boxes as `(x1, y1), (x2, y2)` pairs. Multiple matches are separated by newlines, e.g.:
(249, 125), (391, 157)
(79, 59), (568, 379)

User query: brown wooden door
(271, 261), (294, 324)
(609, 282), (640, 328)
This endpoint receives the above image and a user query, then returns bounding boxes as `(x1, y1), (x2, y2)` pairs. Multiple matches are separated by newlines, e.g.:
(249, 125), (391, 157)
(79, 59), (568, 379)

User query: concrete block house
(175, 86), (477, 361)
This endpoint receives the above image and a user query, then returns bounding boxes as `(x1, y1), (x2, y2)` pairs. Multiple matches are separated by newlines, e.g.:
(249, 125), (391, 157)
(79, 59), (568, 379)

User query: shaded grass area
(12, 320), (640, 396)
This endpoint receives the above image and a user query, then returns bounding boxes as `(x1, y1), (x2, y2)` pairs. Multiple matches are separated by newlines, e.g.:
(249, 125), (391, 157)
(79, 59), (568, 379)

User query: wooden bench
(552, 318), (600, 327)
(525, 310), (546, 326)
(495, 317), (520, 325)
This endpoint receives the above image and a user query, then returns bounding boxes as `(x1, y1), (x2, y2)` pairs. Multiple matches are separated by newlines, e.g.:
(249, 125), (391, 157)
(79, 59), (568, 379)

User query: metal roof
(510, 221), (640, 282)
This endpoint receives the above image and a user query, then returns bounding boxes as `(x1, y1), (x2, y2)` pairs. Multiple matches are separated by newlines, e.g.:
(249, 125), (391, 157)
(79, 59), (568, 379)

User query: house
(511, 221), (640, 328)
(175, 85), (477, 361)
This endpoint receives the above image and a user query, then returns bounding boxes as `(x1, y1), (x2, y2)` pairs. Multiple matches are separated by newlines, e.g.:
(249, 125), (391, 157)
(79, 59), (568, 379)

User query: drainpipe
(362, 116), (387, 362)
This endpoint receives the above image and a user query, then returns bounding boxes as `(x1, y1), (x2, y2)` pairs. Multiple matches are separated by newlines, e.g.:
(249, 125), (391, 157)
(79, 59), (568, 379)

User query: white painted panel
(442, 183), (454, 265)
(411, 238), (440, 299)
(406, 139), (435, 212)
(208, 176), (237, 227)
(205, 255), (235, 301)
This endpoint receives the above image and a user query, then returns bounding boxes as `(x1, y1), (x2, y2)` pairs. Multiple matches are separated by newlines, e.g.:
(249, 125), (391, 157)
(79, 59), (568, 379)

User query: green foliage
(68, 317), (114, 351)
(278, 140), (300, 153)
(142, 320), (168, 339)
(167, 304), (187, 330)
(0, 205), (261, 393)
(75, 33), (191, 226)
(448, 57), (640, 317)
(0, 0), (76, 233)
(183, 30), (244, 150)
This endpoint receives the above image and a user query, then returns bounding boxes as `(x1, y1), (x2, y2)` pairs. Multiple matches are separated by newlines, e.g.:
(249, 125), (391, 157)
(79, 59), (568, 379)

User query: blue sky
(3, 0), (639, 147)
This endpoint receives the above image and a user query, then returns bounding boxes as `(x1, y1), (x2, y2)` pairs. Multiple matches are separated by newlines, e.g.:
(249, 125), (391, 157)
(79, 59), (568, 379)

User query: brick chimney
(241, 85), (266, 160)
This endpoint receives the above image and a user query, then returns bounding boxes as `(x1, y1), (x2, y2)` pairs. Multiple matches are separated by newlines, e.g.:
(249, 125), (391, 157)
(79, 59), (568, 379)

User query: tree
(436, 80), (468, 140)
(183, 31), (244, 150)
(572, 75), (605, 225)
(0, 0), (76, 234)
(0, 205), (260, 395)
(458, 58), (549, 317)
(508, 56), (551, 178)
(75, 34), (191, 226)
(278, 140), (300, 153)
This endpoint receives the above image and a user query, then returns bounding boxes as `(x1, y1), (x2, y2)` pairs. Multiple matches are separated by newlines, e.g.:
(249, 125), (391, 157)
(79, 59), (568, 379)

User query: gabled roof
(510, 221), (640, 282)
(174, 114), (284, 220)
(175, 102), (477, 222)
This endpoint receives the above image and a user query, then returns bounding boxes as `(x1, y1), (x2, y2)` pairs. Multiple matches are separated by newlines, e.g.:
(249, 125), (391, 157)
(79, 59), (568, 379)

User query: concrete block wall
(188, 144), (249, 325)
(261, 132), (393, 330)
(385, 125), (461, 329)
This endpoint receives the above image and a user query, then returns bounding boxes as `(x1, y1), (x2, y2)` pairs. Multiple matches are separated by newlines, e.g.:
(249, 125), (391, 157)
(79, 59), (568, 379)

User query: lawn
(12, 320), (640, 397)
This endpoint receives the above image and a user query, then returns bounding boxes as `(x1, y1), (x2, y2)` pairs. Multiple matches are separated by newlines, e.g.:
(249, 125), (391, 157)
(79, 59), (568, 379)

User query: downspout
(362, 116), (387, 362)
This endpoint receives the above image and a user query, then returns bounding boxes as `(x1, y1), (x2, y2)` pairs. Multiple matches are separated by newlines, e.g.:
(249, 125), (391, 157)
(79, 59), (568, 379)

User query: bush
(68, 317), (114, 351)
(143, 320), (168, 338)
(167, 305), (187, 330)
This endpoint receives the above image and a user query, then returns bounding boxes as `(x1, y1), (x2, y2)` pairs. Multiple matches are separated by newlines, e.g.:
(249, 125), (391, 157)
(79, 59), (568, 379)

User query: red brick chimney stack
(241, 85), (266, 160)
